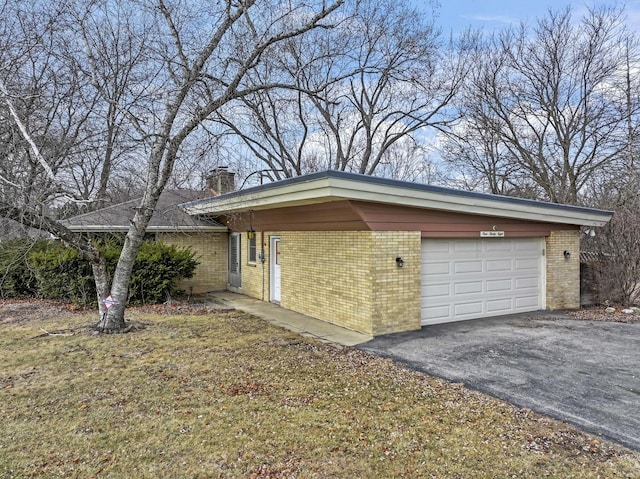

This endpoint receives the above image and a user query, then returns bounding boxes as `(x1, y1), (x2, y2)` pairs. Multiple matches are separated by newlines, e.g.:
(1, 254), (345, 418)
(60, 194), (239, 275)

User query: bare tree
(1, 0), (344, 331)
(66, 0), (151, 206)
(585, 204), (640, 305)
(581, 49), (640, 304)
(0, 0), (149, 217)
(0, 3), (88, 211)
(441, 6), (639, 204)
(440, 116), (533, 195)
(211, 0), (473, 182)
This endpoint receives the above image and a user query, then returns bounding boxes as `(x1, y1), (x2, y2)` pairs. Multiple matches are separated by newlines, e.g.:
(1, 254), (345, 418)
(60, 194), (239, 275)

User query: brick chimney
(206, 167), (235, 195)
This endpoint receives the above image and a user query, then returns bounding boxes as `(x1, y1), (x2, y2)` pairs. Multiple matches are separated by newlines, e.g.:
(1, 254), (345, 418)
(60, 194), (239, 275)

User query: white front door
(421, 238), (544, 325)
(270, 236), (281, 303)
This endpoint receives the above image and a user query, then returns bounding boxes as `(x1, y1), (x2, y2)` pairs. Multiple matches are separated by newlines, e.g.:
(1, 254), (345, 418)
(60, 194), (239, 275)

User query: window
(247, 233), (257, 263)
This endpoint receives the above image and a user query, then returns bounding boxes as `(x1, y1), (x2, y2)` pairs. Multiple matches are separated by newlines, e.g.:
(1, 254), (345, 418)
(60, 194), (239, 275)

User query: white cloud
(463, 14), (520, 26)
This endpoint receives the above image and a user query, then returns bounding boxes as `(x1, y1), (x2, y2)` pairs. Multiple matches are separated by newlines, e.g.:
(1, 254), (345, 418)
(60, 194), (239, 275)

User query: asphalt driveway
(358, 313), (640, 451)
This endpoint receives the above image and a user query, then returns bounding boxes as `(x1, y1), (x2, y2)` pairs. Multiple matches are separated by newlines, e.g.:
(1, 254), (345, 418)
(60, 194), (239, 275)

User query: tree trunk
(94, 247), (138, 331)
(92, 257), (117, 331)
(95, 234), (145, 332)
(94, 191), (157, 332)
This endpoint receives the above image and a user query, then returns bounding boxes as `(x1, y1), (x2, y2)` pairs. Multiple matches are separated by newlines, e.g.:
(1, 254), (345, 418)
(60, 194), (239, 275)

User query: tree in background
(586, 205), (640, 305)
(441, 6), (639, 205)
(439, 6), (640, 305)
(0, 0), (344, 331)
(210, 0), (474, 183)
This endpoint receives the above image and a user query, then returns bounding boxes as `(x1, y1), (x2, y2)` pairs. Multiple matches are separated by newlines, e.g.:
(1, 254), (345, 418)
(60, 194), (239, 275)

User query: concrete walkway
(208, 291), (372, 347)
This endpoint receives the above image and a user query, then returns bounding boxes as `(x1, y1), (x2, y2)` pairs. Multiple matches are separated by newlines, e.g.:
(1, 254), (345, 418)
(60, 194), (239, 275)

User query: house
(63, 188), (228, 295)
(181, 170), (613, 336)
(64, 170), (613, 336)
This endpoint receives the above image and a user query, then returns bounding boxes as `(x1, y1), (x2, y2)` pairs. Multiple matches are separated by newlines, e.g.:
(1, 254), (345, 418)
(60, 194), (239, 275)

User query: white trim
(540, 238), (547, 310)
(184, 175), (612, 227)
(269, 236), (281, 303)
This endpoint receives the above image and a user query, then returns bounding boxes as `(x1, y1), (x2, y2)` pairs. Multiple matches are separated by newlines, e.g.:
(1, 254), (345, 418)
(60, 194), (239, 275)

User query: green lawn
(1, 305), (638, 478)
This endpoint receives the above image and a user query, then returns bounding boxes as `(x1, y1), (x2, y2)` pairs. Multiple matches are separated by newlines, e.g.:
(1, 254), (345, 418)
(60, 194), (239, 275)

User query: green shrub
(0, 239), (49, 298)
(2, 239), (199, 306)
(28, 241), (96, 305)
(127, 241), (198, 305)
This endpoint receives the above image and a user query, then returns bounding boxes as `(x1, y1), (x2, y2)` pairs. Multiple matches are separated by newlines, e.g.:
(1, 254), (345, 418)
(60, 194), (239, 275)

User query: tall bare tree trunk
(95, 189), (157, 331)
(92, 259), (110, 323)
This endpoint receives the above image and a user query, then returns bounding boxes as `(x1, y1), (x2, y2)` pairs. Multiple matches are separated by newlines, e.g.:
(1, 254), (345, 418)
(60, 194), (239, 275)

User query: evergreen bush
(0, 239), (199, 306)
(0, 240), (49, 298)
(127, 241), (199, 304)
(28, 242), (95, 305)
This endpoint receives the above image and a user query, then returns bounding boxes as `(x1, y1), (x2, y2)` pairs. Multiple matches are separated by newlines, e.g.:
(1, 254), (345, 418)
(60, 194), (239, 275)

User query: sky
(426, 0), (640, 33)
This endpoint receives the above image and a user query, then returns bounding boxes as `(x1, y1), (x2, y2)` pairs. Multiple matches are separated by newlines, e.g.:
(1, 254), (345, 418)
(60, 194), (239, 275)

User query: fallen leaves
(248, 459), (302, 479)
(569, 306), (640, 323)
(223, 381), (272, 397)
(0, 302), (638, 479)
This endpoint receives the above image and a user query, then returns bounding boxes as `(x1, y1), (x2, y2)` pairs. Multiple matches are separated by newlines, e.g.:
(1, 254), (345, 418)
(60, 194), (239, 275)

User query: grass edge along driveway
(1, 305), (638, 478)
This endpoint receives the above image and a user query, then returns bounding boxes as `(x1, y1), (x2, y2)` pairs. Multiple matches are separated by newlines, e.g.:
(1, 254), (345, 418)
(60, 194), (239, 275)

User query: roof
(0, 218), (49, 241)
(182, 170), (613, 227)
(63, 190), (226, 232)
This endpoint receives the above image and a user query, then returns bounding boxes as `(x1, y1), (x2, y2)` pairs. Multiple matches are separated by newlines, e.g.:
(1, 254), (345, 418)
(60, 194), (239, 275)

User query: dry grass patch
(0, 304), (638, 478)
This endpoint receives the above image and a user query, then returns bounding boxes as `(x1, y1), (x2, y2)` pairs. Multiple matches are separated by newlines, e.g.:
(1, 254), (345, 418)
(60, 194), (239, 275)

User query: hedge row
(0, 239), (199, 306)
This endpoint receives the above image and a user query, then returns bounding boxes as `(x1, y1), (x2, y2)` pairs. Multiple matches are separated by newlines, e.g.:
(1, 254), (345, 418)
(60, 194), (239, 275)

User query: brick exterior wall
(228, 228), (582, 334)
(370, 231), (422, 335)
(280, 231), (375, 334)
(239, 230), (421, 335)
(158, 232), (228, 294)
(545, 229), (580, 309)
(239, 232), (268, 300)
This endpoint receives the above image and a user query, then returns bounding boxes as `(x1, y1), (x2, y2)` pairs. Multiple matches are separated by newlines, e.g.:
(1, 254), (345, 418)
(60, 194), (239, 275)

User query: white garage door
(421, 238), (544, 325)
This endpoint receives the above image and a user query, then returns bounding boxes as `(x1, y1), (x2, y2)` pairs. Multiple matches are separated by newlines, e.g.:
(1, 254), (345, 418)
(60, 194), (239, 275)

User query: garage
(421, 237), (544, 325)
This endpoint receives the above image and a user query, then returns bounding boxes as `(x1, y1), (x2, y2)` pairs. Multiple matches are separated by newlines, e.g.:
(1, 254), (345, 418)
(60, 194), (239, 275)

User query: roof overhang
(65, 225), (227, 233)
(182, 171), (614, 227)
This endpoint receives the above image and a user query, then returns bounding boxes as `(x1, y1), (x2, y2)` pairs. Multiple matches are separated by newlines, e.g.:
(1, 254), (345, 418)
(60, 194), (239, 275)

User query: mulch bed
(568, 306), (639, 323)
